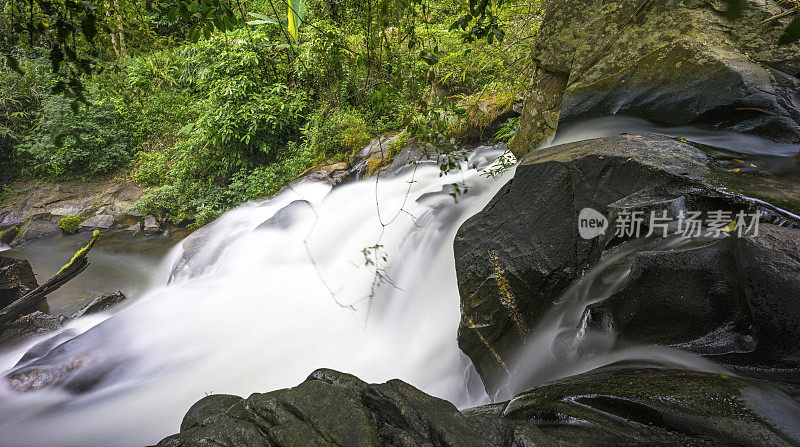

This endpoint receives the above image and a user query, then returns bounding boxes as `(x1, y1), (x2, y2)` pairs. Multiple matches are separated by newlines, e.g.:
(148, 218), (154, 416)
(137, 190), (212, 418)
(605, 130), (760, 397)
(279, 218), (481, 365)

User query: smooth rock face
(13, 218), (60, 245)
(78, 214), (115, 231)
(157, 368), (487, 447)
(144, 216), (161, 235)
(157, 366), (800, 446)
(510, 0), (800, 157)
(454, 134), (800, 394)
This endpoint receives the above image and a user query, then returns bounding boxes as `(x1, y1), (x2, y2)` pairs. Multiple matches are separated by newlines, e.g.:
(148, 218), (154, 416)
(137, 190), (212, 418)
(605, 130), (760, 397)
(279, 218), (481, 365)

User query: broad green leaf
(178, 122), (195, 135)
(287, 0), (303, 42)
(249, 12), (277, 22)
(213, 15), (225, 31)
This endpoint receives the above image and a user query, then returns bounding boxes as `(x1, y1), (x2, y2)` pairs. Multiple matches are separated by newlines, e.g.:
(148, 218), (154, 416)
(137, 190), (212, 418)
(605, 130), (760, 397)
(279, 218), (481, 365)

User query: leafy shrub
(58, 215), (85, 233)
(129, 29), (319, 224)
(20, 96), (138, 177)
(0, 51), (52, 179)
(304, 104), (371, 157)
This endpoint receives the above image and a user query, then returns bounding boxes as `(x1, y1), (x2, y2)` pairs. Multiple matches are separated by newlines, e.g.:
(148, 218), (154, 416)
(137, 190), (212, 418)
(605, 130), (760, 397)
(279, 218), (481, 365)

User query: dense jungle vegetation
(1, 0), (543, 226)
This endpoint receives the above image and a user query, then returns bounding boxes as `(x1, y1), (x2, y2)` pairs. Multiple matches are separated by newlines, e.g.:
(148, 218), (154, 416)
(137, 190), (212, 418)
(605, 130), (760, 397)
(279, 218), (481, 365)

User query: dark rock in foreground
(156, 366), (800, 446)
(454, 134), (800, 394)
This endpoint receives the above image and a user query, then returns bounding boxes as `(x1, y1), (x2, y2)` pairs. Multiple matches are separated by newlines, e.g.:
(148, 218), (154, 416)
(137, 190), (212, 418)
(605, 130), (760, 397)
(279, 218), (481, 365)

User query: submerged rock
(0, 311), (67, 347)
(72, 291), (127, 318)
(454, 134), (800, 394)
(4, 323), (127, 393)
(511, 0), (800, 157)
(157, 366), (800, 446)
(0, 291), (126, 348)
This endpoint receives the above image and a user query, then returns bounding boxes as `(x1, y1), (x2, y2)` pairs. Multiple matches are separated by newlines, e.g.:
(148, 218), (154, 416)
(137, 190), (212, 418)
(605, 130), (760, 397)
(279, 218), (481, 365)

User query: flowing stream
(0, 146), (511, 447)
(0, 119), (797, 446)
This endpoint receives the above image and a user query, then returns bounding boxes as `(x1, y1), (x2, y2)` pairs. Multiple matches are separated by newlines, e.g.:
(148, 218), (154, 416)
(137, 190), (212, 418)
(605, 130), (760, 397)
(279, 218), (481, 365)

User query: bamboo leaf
(287, 0), (303, 42)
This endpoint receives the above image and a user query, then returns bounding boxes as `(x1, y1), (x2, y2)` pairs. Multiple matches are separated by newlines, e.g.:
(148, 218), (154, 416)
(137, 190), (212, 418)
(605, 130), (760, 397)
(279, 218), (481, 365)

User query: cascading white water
(0, 118), (795, 446)
(0, 146), (514, 447)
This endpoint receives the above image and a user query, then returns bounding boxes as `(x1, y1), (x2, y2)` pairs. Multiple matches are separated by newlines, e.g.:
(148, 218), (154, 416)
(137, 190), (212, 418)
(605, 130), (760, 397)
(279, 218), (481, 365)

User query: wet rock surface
(0, 291), (127, 348)
(454, 134), (800, 394)
(71, 290), (127, 318)
(0, 311), (67, 347)
(510, 0), (800, 157)
(4, 322), (127, 393)
(0, 257), (38, 308)
(157, 366), (800, 446)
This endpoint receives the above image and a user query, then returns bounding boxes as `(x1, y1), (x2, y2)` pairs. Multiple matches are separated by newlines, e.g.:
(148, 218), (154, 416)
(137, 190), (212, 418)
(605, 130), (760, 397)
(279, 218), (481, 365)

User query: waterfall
(0, 145), (513, 447)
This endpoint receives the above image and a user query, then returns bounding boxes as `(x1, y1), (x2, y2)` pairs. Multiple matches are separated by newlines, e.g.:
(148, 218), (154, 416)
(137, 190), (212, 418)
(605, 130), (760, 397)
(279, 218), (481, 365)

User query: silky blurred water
(0, 146), (512, 446)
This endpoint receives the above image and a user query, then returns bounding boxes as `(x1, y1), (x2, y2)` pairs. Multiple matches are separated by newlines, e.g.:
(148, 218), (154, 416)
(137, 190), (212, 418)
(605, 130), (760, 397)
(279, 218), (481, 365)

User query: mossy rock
(511, 0), (800, 157)
(57, 215), (85, 234)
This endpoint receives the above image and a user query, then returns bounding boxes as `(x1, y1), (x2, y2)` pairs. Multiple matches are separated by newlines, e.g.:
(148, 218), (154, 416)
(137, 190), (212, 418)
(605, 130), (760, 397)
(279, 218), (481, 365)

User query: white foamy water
(0, 146), (513, 447)
(0, 121), (795, 446)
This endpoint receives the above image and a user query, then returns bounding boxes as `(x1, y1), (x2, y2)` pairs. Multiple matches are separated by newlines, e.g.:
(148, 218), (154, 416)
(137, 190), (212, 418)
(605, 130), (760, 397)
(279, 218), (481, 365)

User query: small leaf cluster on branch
(2, 0), (103, 108)
(449, 0), (505, 44)
(167, 0), (240, 42)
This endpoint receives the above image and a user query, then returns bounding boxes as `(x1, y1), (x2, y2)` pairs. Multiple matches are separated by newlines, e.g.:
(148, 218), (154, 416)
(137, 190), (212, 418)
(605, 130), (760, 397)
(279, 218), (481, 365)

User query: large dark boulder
(510, 0), (800, 157)
(454, 134), (800, 394)
(0, 256), (38, 309)
(156, 366), (800, 446)
(156, 368), (488, 447)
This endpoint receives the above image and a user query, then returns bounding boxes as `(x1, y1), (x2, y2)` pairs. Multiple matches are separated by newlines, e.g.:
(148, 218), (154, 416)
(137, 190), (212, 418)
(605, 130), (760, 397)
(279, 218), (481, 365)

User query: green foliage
(19, 96), (138, 177)
(167, 0), (241, 42)
(57, 215), (85, 233)
(494, 116), (518, 143)
(3, 0), (543, 225)
(0, 51), (51, 179)
(304, 104), (371, 157)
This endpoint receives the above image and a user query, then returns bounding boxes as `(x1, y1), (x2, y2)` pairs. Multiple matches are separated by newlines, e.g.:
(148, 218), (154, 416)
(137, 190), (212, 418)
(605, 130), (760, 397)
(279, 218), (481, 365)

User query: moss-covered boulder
(57, 215), (85, 234)
(510, 0), (800, 157)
